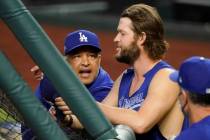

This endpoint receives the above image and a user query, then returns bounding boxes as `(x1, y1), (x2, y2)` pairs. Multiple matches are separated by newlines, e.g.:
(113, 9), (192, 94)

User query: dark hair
(189, 92), (210, 106)
(121, 4), (169, 60)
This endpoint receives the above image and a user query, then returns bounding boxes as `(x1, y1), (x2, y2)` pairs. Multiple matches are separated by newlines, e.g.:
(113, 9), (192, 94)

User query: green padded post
(0, 0), (117, 139)
(0, 52), (69, 140)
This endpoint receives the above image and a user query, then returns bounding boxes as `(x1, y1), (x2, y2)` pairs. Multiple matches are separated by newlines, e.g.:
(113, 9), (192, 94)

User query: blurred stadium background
(1, 0), (210, 91)
(0, 1), (210, 139)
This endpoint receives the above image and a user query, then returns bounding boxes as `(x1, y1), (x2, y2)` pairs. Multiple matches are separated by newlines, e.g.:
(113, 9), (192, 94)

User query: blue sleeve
(90, 86), (111, 102)
(175, 125), (208, 140)
(87, 67), (113, 102)
(40, 76), (59, 102)
(175, 130), (200, 140)
(181, 115), (190, 131)
(34, 84), (42, 99)
(21, 126), (36, 140)
(34, 82), (52, 110)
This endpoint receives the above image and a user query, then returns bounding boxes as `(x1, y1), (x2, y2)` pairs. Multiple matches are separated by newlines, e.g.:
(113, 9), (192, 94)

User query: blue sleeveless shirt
(118, 61), (172, 140)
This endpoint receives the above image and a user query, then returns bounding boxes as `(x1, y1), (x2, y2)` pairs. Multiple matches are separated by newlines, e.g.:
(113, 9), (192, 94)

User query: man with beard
(55, 4), (187, 140)
(170, 56), (210, 140)
(23, 30), (113, 140)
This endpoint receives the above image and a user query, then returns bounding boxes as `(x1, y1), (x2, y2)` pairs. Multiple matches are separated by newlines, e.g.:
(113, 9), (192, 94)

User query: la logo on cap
(79, 32), (88, 42)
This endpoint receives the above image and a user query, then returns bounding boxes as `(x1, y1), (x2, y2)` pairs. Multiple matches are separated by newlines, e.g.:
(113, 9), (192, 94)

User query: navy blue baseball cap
(64, 30), (101, 55)
(170, 56), (210, 95)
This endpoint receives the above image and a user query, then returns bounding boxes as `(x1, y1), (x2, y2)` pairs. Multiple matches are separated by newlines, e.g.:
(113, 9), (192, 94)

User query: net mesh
(0, 89), (92, 140)
(0, 90), (23, 140)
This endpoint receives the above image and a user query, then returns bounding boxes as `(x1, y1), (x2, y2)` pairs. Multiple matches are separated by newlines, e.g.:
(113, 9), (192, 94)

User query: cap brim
(169, 71), (179, 83)
(65, 44), (101, 55)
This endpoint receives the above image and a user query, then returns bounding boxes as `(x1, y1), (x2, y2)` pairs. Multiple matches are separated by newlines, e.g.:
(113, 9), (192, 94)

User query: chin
(115, 50), (121, 56)
(81, 79), (94, 85)
(115, 53), (121, 60)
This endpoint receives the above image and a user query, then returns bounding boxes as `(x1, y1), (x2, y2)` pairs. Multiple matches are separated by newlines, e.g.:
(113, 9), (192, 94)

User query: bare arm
(98, 68), (181, 135)
(102, 73), (123, 106)
(55, 69), (182, 137)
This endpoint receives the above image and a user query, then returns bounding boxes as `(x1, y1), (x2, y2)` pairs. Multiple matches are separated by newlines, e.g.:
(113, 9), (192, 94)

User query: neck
(133, 53), (160, 79)
(188, 103), (210, 124)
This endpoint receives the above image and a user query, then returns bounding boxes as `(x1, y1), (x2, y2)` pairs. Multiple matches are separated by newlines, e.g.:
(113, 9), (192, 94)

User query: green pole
(0, 0), (117, 139)
(0, 51), (69, 140)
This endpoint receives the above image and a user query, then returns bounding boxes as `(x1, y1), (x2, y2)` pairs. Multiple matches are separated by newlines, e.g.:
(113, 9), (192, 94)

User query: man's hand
(55, 97), (75, 127)
(30, 65), (44, 80)
(48, 106), (57, 120)
(55, 97), (84, 129)
(55, 97), (73, 121)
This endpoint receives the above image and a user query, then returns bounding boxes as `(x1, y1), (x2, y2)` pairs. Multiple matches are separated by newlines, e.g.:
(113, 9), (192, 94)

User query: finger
(64, 115), (71, 122)
(57, 106), (69, 111)
(55, 101), (66, 106)
(34, 73), (44, 80)
(49, 106), (56, 115)
(40, 72), (44, 79)
(30, 65), (39, 72)
(55, 97), (63, 101)
(63, 111), (72, 115)
(34, 77), (42, 81)
(34, 75), (42, 79)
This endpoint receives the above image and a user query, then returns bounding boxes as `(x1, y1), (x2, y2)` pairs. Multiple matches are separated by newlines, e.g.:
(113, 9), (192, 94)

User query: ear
(137, 32), (146, 46)
(98, 54), (102, 64)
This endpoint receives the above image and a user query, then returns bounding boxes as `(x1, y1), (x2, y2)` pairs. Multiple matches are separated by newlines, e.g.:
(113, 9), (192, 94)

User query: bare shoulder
(154, 67), (176, 79)
(145, 67), (180, 103)
(149, 68), (179, 95)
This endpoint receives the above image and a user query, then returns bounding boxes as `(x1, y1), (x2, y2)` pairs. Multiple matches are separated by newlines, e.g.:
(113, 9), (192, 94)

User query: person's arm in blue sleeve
(90, 86), (112, 102)
(34, 81), (52, 110)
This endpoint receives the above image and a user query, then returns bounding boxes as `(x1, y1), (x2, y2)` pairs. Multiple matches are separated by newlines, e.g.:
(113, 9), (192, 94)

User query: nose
(81, 55), (90, 66)
(114, 33), (120, 43)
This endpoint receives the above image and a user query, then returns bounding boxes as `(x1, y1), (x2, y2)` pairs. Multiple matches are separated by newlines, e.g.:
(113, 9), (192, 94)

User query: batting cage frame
(0, 0), (135, 140)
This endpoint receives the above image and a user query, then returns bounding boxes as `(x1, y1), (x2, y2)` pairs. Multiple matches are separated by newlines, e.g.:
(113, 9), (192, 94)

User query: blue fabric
(22, 67), (113, 140)
(181, 115), (190, 131)
(175, 116), (210, 140)
(38, 67), (113, 104)
(64, 30), (101, 55)
(34, 84), (52, 110)
(118, 61), (172, 140)
(86, 68), (113, 102)
(118, 61), (172, 111)
(170, 56), (210, 95)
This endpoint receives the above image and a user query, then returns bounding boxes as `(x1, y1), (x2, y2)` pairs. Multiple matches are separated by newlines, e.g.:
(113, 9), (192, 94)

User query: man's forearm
(98, 102), (149, 134)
